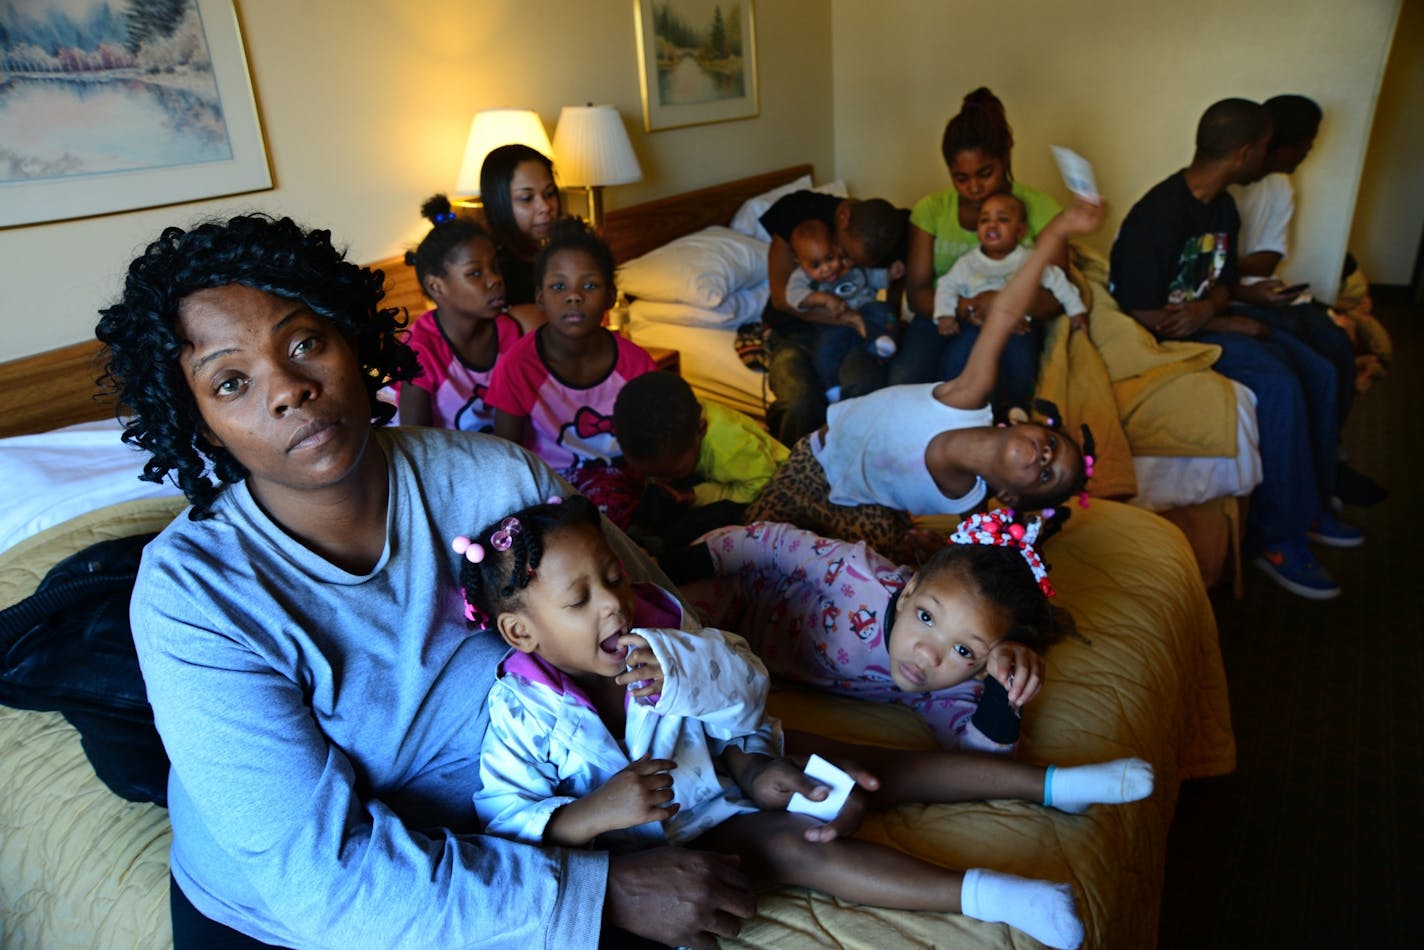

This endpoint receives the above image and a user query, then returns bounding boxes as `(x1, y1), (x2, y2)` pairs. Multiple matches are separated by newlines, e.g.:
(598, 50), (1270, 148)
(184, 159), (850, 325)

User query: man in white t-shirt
(1228, 94), (1385, 508)
(1228, 95), (1321, 282)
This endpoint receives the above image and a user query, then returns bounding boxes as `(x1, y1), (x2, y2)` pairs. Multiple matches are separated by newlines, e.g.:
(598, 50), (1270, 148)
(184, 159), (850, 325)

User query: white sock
(1044, 757), (1154, 814)
(960, 867), (1084, 950)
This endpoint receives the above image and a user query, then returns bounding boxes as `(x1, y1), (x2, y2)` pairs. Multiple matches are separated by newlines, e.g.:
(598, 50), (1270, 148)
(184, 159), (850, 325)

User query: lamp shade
(552, 105), (643, 187)
(454, 109), (554, 197)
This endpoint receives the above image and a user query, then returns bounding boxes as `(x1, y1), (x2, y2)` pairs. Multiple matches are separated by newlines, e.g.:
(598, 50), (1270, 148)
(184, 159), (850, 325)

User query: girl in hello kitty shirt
(488, 219), (656, 527)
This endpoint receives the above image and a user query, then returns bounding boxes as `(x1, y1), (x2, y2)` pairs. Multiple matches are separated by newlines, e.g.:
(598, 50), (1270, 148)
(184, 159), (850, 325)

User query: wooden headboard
(601, 163), (810, 263)
(0, 164), (811, 440)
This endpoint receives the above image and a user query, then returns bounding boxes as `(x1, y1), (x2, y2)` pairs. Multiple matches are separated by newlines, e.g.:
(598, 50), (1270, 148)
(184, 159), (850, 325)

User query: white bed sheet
(626, 305), (770, 420)
(1130, 380), (1262, 511)
(0, 419), (184, 553)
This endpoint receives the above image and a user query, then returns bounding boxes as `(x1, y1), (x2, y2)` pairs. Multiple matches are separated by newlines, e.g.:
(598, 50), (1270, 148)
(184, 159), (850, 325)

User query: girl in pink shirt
(489, 220), (656, 527)
(399, 195), (543, 431)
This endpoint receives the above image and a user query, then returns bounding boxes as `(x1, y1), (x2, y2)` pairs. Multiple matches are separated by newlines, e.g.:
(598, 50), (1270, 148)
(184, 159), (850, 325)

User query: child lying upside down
(745, 198), (1105, 564)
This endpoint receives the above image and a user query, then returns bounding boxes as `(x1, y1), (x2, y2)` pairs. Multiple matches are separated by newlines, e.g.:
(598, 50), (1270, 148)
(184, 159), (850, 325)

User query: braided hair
(95, 214), (419, 517)
(942, 87), (1015, 181)
(458, 494), (602, 624)
(405, 194), (494, 294)
(984, 398), (1093, 510)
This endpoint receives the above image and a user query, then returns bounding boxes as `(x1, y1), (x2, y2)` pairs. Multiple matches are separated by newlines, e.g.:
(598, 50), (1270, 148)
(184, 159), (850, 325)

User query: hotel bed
(1, 166), (1236, 948)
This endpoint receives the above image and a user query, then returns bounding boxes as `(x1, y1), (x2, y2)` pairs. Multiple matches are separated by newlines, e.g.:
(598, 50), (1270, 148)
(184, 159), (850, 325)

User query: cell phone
(1278, 282), (1310, 296)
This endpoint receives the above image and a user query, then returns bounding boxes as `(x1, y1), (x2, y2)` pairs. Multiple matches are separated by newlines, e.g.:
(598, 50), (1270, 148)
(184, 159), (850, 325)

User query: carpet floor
(1158, 299), (1422, 949)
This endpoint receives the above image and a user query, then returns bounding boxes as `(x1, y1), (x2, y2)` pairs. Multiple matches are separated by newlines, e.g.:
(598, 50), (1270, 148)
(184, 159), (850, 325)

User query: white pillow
(727, 174), (812, 239)
(0, 419), (184, 553)
(628, 281), (769, 330)
(728, 177), (852, 242)
(616, 226), (768, 309)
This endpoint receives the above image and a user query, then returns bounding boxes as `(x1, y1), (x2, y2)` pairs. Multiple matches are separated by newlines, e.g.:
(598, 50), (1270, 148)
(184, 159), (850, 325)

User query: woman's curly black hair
(459, 494), (602, 625)
(94, 213), (420, 518)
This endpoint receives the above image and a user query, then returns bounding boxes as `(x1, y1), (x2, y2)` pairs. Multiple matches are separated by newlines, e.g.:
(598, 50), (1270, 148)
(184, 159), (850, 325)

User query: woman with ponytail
(894, 88), (1071, 409)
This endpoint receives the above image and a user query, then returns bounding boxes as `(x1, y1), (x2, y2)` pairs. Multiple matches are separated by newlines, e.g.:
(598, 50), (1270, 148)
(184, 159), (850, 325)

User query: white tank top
(812, 383), (992, 514)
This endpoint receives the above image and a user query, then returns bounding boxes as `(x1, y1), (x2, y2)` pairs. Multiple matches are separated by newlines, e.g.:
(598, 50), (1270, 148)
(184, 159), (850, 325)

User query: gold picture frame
(0, 0), (270, 228)
(634, 0), (759, 133)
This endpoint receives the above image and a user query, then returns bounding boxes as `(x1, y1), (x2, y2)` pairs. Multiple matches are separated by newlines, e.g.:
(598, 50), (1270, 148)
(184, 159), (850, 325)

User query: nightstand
(639, 343), (681, 376)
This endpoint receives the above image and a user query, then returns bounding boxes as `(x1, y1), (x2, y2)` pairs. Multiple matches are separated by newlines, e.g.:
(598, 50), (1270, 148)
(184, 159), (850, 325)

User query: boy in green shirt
(615, 372), (788, 550)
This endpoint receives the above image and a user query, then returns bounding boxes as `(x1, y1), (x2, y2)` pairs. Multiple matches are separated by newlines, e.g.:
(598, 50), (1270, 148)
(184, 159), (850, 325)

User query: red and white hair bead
(949, 509), (1055, 598)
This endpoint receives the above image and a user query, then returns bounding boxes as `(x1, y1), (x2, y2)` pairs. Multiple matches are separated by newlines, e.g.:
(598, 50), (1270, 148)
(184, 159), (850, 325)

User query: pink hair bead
(451, 536), (485, 563)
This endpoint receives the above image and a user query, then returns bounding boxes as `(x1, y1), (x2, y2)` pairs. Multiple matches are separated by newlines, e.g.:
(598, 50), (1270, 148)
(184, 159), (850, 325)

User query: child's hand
(616, 633), (666, 700)
(886, 260), (906, 282)
(1050, 195), (1106, 237)
(935, 314), (961, 336)
(985, 642), (1044, 708)
(727, 751), (874, 842)
(778, 753), (879, 843)
(587, 754), (680, 831)
(1069, 313), (1089, 333)
(801, 291), (844, 315)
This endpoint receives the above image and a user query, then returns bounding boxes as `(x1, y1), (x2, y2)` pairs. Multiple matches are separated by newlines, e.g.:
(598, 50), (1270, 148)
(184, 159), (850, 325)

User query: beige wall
(0, 0), (833, 362)
(830, 0), (1401, 304)
(1350, 0), (1424, 286)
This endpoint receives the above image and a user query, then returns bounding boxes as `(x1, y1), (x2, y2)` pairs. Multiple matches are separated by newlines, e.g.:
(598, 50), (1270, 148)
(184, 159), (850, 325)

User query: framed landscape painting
(635, 0), (759, 132)
(0, 0), (270, 228)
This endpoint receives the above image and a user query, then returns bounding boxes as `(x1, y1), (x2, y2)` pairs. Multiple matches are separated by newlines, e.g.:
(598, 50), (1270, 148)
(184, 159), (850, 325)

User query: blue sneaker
(1253, 540), (1341, 600)
(1307, 513), (1363, 549)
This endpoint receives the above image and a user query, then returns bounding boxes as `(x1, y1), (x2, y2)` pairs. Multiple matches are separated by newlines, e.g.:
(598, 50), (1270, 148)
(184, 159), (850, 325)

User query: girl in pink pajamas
(458, 496), (1152, 950)
(685, 510), (1064, 751)
(398, 194), (544, 432)
(488, 220), (655, 527)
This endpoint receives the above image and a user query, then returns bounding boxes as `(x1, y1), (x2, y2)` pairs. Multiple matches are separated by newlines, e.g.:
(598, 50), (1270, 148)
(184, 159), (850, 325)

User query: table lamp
(453, 109), (554, 208)
(552, 104), (642, 229)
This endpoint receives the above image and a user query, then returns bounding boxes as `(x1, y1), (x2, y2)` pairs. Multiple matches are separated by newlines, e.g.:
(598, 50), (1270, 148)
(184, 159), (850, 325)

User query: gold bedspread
(1, 498), (1234, 949)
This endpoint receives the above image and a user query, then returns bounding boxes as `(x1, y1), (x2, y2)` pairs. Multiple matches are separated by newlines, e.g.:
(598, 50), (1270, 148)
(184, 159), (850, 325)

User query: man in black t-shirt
(1110, 98), (1359, 601)
(758, 192), (907, 445)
